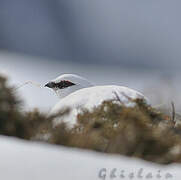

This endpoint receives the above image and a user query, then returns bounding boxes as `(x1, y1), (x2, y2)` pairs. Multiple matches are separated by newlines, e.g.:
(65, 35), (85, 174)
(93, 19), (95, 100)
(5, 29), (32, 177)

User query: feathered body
(45, 74), (148, 127)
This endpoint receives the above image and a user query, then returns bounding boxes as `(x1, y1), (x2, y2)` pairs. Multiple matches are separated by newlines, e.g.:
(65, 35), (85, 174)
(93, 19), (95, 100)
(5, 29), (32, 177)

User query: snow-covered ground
(0, 135), (180, 180)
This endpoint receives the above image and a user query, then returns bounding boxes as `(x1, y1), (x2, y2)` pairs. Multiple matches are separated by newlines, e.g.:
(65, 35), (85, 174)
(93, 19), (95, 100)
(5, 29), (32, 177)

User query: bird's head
(45, 74), (93, 99)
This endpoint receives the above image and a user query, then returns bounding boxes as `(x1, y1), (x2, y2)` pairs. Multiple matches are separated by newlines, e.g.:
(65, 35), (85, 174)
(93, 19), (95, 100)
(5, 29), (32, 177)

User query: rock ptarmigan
(45, 74), (148, 128)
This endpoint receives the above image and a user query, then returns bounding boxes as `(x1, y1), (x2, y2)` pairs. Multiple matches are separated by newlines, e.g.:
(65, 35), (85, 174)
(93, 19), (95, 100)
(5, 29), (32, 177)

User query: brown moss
(51, 100), (181, 164)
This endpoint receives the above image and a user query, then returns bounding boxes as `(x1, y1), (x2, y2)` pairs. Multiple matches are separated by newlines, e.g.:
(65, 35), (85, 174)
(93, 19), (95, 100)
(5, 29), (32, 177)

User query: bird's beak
(44, 82), (55, 88)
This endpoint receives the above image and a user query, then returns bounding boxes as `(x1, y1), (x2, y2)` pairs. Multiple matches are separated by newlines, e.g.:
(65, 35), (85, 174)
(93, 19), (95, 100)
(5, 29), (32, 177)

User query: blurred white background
(0, 0), (181, 111)
(0, 52), (179, 112)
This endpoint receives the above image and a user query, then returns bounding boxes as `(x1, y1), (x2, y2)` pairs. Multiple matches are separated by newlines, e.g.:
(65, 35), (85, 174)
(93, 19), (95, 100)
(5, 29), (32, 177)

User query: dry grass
(1, 75), (181, 164)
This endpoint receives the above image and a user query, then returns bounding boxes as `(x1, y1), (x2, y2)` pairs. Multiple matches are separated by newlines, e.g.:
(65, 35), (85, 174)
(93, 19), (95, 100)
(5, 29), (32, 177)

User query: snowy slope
(0, 136), (180, 180)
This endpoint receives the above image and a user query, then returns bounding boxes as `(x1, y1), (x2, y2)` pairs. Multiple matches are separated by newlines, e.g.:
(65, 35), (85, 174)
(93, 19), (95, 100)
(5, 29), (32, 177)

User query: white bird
(45, 74), (148, 127)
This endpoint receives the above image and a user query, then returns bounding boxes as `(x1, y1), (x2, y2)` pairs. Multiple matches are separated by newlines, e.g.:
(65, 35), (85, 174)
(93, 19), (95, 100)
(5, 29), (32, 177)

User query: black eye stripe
(56, 80), (75, 89)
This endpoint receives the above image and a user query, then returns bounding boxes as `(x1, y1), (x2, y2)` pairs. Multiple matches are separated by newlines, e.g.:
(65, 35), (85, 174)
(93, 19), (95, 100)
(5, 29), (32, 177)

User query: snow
(0, 135), (180, 180)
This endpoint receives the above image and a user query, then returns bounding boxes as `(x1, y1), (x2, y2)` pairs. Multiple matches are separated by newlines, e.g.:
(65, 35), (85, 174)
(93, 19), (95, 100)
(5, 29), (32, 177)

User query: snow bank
(0, 136), (180, 180)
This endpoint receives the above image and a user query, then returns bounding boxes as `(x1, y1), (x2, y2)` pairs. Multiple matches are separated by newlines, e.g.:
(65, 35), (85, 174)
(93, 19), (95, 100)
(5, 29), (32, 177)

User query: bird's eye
(56, 80), (75, 89)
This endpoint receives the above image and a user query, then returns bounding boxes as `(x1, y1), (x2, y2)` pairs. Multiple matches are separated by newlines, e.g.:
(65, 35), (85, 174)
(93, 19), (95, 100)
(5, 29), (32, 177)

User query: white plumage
(45, 74), (148, 127)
